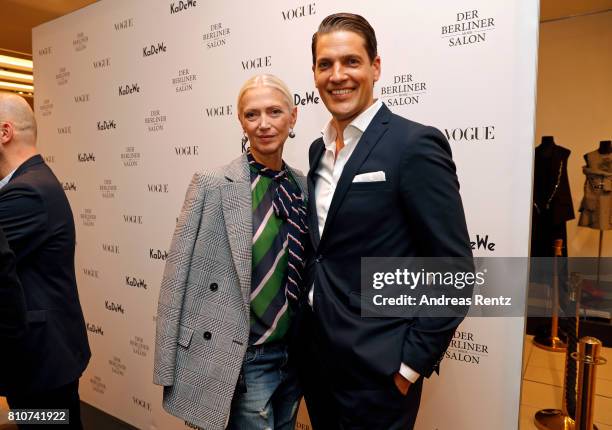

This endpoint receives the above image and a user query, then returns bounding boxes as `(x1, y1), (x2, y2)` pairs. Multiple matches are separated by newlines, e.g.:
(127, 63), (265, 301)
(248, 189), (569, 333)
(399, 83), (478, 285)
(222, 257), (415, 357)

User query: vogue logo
(56, 67), (70, 85)
(109, 356), (126, 376)
(172, 68), (197, 92)
(74, 94), (90, 103)
(130, 336), (150, 357)
(63, 182), (77, 191)
(57, 126), (71, 135)
(203, 22), (230, 49)
(381, 73), (427, 106)
(102, 243), (119, 254)
(147, 184), (169, 193)
(93, 58), (110, 69)
(80, 208), (96, 226)
(38, 46), (52, 56)
(105, 301), (125, 314)
(78, 153), (96, 162)
(143, 42), (167, 57)
(174, 145), (199, 156)
(44, 155), (55, 164)
(150, 249), (168, 261)
(132, 396), (151, 411)
(444, 126), (495, 142)
(118, 83), (140, 96)
(100, 179), (117, 199)
(123, 215), (143, 224)
(445, 330), (488, 365)
(73, 32), (88, 51)
(281, 3), (316, 20)
(170, 0), (196, 14)
(114, 18), (134, 31)
(241, 56), (271, 70)
(294, 91), (320, 106)
(121, 146), (140, 167)
(470, 234), (496, 252)
(126, 277), (147, 289)
(97, 120), (117, 131)
(442, 10), (495, 47)
(145, 110), (166, 132)
(40, 99), (53, 117)
(204, 105), (232, 117)
(185, 422), (199, 429)
(83, 268), (100, 278)
(86, 324), (104, 336)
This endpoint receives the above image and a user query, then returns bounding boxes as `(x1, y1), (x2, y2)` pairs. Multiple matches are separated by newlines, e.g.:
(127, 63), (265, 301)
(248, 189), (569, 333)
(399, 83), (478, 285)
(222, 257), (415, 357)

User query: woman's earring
(241, 133), (248, 152)
(288, 129), (296, 139)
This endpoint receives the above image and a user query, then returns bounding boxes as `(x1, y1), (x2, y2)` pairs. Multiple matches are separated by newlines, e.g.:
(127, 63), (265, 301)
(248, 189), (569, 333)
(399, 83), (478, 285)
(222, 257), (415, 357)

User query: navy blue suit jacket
(0, 155), (90, 394)
(306, 104), (472, 385)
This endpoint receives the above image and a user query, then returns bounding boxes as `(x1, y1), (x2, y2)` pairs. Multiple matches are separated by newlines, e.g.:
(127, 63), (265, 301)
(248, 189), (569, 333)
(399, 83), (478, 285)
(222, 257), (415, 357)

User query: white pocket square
(352, 171), (386, 183)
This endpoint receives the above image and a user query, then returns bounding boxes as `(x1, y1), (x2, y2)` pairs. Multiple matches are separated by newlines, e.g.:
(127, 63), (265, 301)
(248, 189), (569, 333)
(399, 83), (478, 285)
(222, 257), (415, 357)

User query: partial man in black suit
(299, 14), (472, 429)
(0, 92), (90, 429)
(0, 225), (26, 339)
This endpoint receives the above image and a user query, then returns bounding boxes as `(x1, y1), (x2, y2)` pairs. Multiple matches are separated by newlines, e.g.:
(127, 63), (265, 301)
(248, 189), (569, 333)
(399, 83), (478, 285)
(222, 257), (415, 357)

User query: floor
(520, 335), (612, 429)
(1, 336), (610, 429)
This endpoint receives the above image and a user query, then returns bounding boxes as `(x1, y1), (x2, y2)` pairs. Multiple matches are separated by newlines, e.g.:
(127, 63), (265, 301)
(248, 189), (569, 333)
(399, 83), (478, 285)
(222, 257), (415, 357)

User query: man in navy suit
(0, 92), (90, 429)
(299, 14), (472, 429)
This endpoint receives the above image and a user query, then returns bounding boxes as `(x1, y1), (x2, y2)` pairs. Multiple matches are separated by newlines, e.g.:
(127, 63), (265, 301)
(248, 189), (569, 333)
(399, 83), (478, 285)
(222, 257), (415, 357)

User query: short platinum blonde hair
(237, 74), (294, 116)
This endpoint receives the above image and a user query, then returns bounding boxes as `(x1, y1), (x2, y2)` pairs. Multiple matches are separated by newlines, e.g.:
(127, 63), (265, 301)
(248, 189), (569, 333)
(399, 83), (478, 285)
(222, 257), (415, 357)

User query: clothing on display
(578, 141), (612, 231)
(531, 136), (575, 257)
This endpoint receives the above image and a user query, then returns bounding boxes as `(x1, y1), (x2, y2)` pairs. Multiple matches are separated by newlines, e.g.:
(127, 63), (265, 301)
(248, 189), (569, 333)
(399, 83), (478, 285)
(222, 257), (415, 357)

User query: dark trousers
(6, 379), (83, 430)
(297, 306), (423, 430)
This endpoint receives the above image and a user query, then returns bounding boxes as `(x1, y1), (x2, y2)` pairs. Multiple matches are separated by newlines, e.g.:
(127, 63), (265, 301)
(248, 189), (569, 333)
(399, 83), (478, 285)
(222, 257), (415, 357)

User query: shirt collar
(0, 168), (17, 190)
(321, 99), (383, 149)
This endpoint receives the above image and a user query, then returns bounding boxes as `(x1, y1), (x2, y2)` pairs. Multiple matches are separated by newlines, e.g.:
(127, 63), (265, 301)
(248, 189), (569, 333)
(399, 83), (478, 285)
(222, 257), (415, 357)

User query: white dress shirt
(310, 100), (420, 384)
(0, 168), (17, 190)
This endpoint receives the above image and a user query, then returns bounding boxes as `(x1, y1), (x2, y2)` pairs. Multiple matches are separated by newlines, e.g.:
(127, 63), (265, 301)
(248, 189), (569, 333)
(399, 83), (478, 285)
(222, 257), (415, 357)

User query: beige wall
(535, 10), (612, 257)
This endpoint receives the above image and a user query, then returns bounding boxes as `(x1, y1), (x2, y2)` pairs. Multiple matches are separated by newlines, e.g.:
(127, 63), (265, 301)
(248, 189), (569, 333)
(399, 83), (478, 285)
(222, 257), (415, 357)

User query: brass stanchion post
(534, 239), (568, 352)
(572, 337), (607, 430)
(533, 272), (582, 430)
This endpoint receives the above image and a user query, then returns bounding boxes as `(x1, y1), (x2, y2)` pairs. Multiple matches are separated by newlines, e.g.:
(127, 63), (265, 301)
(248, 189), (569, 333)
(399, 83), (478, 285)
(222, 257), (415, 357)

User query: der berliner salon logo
(380, 73), (427, 106)
(73, 32), (88, 51)
(442, 10), (495, 47)
(172, 68), (196, 92)
(40, 99), (53, 116)
(56, 67), (70, 85)
(204, 23), (230, 49)
(145, 110), (166, 132)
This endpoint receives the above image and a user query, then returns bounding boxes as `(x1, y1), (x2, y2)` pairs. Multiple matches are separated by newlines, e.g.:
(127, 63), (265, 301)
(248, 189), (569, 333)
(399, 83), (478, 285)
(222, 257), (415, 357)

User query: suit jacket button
(210, 283), (218, 291)
(203, 331), (212, 340)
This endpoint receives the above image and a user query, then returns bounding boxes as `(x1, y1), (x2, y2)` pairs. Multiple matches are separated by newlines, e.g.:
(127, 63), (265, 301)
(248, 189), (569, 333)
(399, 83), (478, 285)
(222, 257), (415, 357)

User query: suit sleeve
(153, 172), (207, 386)
(0, 226), (26, 339)
(399, 125), (473, 378)
(0, 183), (48, 262)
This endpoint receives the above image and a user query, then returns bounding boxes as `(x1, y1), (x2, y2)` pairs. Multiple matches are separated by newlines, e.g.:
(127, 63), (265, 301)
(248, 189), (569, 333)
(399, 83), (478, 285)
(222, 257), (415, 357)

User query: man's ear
(0, 122), (14, 145)
(372, 55), (381, 83)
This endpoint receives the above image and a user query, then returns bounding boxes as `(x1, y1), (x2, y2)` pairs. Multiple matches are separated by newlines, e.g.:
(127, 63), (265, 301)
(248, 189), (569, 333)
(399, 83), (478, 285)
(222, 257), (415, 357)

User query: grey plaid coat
(153, 154), (306, 430)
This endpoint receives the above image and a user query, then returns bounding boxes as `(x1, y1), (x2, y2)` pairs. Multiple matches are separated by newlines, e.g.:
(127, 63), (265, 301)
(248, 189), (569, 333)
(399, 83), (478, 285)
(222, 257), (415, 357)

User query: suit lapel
(319, 105), (391, 247)
(307, 141), (325, 249)
(220, 155), (252, 313)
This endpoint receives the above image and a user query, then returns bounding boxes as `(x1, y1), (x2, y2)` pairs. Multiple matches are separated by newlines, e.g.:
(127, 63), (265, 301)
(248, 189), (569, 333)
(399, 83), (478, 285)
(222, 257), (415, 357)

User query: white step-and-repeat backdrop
(32, 0), (539, 428)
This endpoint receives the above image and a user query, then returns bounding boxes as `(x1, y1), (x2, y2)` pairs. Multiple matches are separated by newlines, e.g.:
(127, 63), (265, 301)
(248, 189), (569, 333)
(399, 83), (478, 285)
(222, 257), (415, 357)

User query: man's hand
(393, 372), (411, 396)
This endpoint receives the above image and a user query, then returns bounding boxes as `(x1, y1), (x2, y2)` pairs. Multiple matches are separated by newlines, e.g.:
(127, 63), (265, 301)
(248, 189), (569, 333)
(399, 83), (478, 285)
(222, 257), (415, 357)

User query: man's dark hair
(311, 13), (378, 65)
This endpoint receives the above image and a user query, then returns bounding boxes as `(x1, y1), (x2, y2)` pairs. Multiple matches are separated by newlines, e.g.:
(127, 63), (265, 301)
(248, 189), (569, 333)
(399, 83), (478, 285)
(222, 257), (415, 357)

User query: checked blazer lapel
(319, 105), (391, 248)
(220, 155), (252, 314)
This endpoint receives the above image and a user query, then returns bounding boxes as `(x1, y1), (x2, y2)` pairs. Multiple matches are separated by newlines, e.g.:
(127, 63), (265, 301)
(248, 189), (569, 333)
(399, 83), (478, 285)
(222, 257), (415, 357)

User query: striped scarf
(247, 149), (307, 303)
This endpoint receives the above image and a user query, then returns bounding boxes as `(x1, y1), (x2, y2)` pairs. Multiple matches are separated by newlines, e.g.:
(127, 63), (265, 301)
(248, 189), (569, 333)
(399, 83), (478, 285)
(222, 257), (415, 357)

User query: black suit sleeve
(399, 126), (472, 377)
(0, 183), (48, 262)
(0, 225), (26, 338)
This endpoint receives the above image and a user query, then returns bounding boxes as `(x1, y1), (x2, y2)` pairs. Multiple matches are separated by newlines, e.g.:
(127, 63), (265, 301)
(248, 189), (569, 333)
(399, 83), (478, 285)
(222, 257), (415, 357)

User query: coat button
(203, 331), (212, 340)
(210, 283), (218, 291)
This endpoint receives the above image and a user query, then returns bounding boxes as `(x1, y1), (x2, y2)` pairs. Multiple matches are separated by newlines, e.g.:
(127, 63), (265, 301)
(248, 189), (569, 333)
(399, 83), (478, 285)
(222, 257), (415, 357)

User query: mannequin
(531, 136), (575, 257)
(578, 140), (612, 230)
